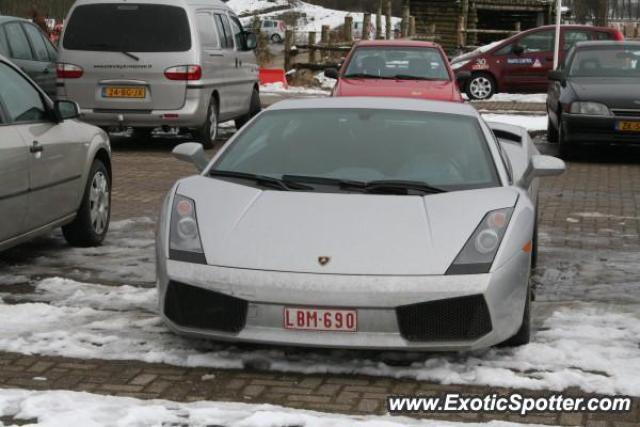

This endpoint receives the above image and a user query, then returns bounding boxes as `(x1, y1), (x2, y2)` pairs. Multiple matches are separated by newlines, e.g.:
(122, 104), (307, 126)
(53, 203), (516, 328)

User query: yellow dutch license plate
(616, 121), (640, 132)
(103, 87), (146, 99)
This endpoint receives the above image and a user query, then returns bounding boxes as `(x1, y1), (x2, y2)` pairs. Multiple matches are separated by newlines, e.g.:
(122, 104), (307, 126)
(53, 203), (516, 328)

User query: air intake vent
(396, 295), (492, 342)
(164, 281), (248, 333)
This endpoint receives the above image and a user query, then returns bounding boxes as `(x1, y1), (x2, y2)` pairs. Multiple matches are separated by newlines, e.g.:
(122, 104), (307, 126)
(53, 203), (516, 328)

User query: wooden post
(409, 16), (416, 38)
(284, 29), (293, 71)
(457, 15), (465, 48)
(308, 32), (317, 64)
(385, 0), (392, 39)
(321, 25), (330, 44)
(460, 0), (469, 47)
(401, 0), (410, 38)
(344, 16), (353, 42)
(363, 13), (372, 40)
(515, 21), (521, 32)
(376, 0), (383, 39)
(429, 23), (436, 37)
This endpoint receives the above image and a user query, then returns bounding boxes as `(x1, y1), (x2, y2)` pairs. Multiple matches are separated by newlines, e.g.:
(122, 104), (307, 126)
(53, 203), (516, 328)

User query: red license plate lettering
(284, 307), (357, 332)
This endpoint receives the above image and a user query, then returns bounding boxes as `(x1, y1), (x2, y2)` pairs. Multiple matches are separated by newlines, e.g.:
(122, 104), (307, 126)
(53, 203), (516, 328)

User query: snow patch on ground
(260, 82), (330, 95)
(0, 388), (555, 427)
(465, 93), (547, 103)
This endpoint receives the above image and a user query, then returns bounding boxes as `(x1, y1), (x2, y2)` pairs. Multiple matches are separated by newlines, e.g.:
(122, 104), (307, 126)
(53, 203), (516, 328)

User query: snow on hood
(177, 176), (518, 275)
(451, 39), (505, 63)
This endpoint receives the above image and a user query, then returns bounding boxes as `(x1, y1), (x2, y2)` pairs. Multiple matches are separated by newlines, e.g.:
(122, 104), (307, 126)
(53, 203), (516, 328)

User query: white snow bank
(482, 114), (548, 131)
(0, 388), (555, 427)
(1, 277), (638, 396)
(260, 82), (329, 95)
(466, 93), (547, 103)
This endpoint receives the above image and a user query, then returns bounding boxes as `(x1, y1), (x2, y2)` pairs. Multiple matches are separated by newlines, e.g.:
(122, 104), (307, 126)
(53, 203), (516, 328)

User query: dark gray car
(547, 41), (640, 158)
(0, 16), (57, 97)
(0, 55), (112, 252)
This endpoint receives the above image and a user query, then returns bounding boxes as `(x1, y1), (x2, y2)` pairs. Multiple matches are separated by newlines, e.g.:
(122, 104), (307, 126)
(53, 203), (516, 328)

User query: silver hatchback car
(56, 0), (260, 148)
(0, 55), (112, 252)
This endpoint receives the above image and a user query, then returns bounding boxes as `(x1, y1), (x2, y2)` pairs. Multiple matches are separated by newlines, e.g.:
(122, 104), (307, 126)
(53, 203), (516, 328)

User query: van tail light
(164, 65), (202, 81)
(613, 30), (625, 41)
(56, 63), (83, 79)
(278, 21), (286, 31)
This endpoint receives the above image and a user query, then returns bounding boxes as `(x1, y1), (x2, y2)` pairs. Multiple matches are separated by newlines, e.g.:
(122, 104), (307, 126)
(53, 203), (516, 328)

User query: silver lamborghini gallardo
(156, 97), (565, 351)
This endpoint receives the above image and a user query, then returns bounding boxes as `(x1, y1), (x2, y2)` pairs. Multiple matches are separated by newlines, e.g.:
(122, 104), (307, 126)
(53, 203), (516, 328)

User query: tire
(193, 98), (219, 150)
(547, 116), (559, 143)
(235, 88), (262, 130)
(500, 284), (532, 347)
(271, 33), (283, 43)
(62, 159), (111, 247)
(558, 119), (575, 160)
(465, 73), (496, 100)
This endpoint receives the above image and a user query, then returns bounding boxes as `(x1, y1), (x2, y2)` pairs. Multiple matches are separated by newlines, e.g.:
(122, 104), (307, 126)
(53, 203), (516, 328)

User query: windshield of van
(63, 4), (191, 52)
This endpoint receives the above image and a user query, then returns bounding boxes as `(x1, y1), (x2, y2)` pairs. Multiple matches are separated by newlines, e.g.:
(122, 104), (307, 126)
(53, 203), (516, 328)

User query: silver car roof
(72, 0), (230, 9)
(268, 97), (480, 117)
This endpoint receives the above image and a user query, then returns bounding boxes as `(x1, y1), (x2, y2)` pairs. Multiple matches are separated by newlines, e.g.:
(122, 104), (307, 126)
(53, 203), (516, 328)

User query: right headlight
(169, 194), (206, 264)
(446, 208), (514, 275)
(569, 102), (611, 116)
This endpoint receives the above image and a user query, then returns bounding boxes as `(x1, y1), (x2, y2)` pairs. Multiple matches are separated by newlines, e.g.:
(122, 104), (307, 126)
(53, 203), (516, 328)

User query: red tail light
(614, 30), (625, 41)
(57, 63), (83, 79)
(164, 65), (202, 81)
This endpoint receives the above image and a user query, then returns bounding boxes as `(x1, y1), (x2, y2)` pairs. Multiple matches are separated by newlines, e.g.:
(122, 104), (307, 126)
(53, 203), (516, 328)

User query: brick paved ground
(2, 128), (640, 425)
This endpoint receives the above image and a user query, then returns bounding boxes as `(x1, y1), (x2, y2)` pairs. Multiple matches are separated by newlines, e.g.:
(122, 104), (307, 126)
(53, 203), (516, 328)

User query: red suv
(450, 25), (624, 100)
(326, 40), (465, 102)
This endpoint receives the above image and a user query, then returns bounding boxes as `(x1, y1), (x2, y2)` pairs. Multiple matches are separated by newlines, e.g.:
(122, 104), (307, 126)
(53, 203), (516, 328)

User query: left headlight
(446, 207), (514, 275)
(169, 194), (206, 264)
(451, 60), (470, 71)
(570, 102), (611, 116)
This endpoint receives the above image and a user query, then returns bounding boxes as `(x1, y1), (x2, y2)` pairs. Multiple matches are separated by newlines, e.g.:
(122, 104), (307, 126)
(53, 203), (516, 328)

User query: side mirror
(324, 67), (339, 79)
(244, 32), (257, 50)
(512, 44), (525, 56)
(519, 155), (565, 189)
(55, 100), (80, 121)
(455, 70), (471, 84)
(172, 143), (210, 172)
(548, 70), (566, 82)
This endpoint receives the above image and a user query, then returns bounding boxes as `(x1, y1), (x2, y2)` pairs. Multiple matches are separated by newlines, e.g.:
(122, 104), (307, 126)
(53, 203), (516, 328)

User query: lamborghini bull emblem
(318, 256), (331, 266)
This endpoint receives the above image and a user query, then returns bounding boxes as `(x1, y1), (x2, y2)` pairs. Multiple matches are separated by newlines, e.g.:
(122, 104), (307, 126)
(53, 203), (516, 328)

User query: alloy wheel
(469, 76), (493, 99)
(89, 171), (109, 235)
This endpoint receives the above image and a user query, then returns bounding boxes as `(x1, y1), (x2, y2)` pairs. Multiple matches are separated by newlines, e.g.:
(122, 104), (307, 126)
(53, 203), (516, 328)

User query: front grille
(396, 295), (492, 342)
(612, 109), (640, 117)
(164, 281), (248, 333)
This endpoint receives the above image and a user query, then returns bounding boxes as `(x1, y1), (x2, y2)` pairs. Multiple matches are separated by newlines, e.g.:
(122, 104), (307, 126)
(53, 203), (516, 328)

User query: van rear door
(60, 3), (193, 111)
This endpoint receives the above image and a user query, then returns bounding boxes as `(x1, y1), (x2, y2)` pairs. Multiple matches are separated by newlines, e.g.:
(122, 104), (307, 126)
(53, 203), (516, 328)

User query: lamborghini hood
(177, 177), (519, 275)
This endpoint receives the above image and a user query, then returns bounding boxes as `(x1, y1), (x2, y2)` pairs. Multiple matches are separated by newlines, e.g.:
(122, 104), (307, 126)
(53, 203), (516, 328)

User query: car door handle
(209, 53), (224, 57)
(30, 141), (43, 154)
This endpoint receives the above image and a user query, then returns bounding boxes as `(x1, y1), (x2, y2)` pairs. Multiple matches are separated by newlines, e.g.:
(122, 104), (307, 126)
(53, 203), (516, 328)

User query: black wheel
(193, 98), (219, 150)
(547, 116), (559, 143)
(235, 88), (261, 130)
(271, 33), (282, 43)
(558, 120), (574, 160)
(500, 284), (531, 347)
(62, 159), (111, 247)
(465, 73), (496, 100)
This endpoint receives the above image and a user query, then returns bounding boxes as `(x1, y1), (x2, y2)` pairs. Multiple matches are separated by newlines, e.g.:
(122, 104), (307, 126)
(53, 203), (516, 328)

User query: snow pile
(482, 114), (547, 131)
(0, 389), (553, 427)
(465, 93), (548, 103)
(229, 0), (401, 34)
(260, 82), (329, 95)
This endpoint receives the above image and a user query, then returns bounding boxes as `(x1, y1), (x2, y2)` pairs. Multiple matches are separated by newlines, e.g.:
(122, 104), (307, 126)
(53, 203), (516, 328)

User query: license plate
(616, 121), (640, 132)
(284, 307), (357, 332)
(103, 87), (146, 99)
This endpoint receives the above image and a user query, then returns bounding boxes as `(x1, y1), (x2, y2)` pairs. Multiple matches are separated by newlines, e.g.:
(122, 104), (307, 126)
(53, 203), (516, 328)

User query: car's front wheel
(271, 33), (282, 43)
(500, 285), (531, 347)
(235, 88), (261, 130)
(558, 120), (575, 160)
(466, 73), (496, 100)
(62, 159), (111, 247)
(547, 116), (559, 143)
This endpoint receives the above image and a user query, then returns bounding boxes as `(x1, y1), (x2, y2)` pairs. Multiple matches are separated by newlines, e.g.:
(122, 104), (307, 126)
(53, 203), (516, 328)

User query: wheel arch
(94, 148), (112, 182)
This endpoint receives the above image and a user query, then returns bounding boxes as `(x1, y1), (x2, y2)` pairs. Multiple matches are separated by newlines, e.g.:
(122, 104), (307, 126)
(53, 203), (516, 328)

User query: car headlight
(451, 60), (470, 70)
(570, 102), (611, 116)
(446, 208), (514, 275)
(169, 194), (206, 264)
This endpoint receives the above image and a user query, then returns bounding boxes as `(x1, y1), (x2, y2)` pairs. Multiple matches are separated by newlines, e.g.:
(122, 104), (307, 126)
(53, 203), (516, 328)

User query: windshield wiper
(210, 170), (313, 191)
(363, 180), (447, 195)
(282, 176), (446, 195)
(121, 51), (140, 61)
(84, 44), (139, 61)
(342, 73), (395, 79)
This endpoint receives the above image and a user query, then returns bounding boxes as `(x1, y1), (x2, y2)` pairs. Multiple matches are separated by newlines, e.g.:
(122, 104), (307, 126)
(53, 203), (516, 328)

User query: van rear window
(63, 4), (191, 52)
